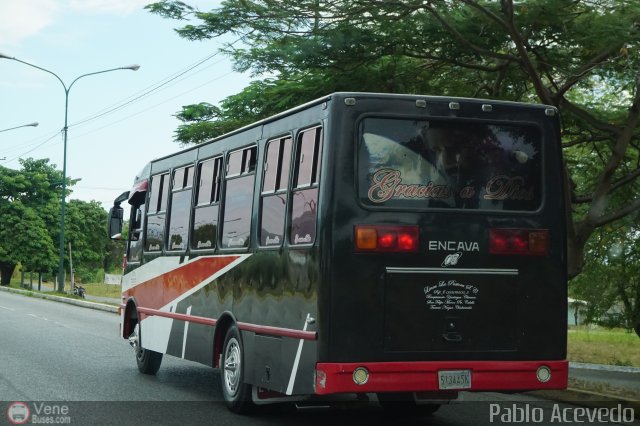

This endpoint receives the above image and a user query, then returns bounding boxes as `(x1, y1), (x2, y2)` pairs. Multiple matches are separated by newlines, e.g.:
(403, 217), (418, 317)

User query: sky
(0, 0), (251, 209)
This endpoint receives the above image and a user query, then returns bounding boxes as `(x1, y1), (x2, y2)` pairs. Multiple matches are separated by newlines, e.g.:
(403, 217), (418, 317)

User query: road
(570, 363), (640, 397)
(1, 290), (638, 426)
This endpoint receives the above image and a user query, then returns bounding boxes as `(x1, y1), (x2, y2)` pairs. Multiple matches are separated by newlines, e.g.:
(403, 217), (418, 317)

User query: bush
(596, 313), (631, 330)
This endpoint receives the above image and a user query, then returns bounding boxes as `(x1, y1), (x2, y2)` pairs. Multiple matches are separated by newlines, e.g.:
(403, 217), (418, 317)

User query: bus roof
(148, 92), (556, 165)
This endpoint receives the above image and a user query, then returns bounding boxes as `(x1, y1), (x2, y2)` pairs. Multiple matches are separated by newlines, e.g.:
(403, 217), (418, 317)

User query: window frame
(145, 172), (170, 253)
(191, 156), (224, 252)
(259, 135), (293, 248)
(289, 125), (323, 247)
(355, 115), (544, 213)
(166, 164), (195, 253)
(126, 200), (146, 263)
(220, 145), (258, 251)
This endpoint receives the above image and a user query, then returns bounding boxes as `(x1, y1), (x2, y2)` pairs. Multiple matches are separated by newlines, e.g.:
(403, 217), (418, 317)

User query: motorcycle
(73, 282), (86, 298)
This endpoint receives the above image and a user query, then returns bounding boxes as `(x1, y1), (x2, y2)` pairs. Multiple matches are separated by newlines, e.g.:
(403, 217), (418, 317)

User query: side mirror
(108, 206), (124, 240)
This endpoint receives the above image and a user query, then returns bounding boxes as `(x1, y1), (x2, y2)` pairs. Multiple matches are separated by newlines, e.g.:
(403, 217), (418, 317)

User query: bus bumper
(314, 360), (568, 395)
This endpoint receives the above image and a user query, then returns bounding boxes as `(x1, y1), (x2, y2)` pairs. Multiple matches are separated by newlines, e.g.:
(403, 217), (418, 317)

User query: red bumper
(315, 360), (568, 395)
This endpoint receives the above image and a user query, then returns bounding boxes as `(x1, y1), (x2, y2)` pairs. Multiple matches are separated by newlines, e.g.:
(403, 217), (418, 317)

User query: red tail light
(355, 225), (419, 252)
(490, 229), (549, 255)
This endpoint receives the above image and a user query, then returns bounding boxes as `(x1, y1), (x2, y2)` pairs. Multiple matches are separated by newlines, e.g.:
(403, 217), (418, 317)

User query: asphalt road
(1, 290), (638, 426)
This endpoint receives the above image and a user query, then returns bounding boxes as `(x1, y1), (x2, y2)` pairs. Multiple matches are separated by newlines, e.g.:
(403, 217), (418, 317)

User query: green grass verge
(7, 278), (120, 299)
(568, 326), (640, 367)
(79, 282), (121, 298)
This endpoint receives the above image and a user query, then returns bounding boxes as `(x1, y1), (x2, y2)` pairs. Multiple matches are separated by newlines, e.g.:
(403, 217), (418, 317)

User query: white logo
(442, 252), (462, 267)
(429, 241), (479, 252)
(7, 402), (30, 425)
(265, 235), (280, 245)
(294, 234), (312, 244)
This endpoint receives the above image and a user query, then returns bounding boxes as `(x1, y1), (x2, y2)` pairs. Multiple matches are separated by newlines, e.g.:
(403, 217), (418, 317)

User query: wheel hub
(224, 338), (241, 396)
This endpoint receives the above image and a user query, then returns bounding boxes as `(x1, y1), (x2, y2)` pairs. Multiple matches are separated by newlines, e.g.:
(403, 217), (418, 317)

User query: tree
(64, 200), (110, 283)
(0, 201), (57, 281)
(0, 159), (64, 285)
(571, 221), (640, 337)
(148, 0), (640, 279)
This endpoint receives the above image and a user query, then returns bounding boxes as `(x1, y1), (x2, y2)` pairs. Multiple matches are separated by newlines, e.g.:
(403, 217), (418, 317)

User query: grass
(79, 282), (121, 298)
(7, 277), (121, 299)
(568, 326), (640, 367)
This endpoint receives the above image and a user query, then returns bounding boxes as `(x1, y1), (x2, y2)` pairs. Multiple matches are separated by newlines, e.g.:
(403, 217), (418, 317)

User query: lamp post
(0, 122), (39, 133)
(0, 52), (140, 292)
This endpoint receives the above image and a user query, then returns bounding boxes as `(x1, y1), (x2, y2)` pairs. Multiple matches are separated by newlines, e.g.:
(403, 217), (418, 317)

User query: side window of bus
(192, 157), (223, 250)
(290, 127), (322, 245)
(127, 202), (146, 262)
(167, 165), (194, 251)
(222, 146), (257, 249)
(260, 136), (292, 247)
(146, 172), (170, 252)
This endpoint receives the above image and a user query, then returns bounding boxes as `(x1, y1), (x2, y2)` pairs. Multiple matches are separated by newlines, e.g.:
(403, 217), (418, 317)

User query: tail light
(490, 229), (549, 255)
(355, 225), (419, 252)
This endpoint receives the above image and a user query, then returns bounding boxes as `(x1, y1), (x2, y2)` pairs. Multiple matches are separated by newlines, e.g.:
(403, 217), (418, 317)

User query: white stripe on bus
(286, 313), (311, 395)
(181, 305), (192, 359)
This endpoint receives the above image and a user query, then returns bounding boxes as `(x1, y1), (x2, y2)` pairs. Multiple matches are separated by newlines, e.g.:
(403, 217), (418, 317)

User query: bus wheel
(377, 392), (440, 416)
(131, 323), (163, 375)
(220, 325), (254, 413)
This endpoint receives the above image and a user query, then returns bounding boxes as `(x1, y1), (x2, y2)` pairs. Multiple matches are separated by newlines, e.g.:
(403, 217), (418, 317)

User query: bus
(108, 92), (568, 414)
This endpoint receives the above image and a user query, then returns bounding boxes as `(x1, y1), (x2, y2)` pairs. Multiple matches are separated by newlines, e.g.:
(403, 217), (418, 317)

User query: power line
(71, 69), (236, 141)
(69, 37), (243, 129)
(1, 131), (62, 164)
(2, 68), (237, 161)
(2, 37), (246, 162)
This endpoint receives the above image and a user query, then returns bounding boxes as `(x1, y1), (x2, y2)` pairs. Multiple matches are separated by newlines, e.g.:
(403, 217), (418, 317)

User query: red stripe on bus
(123, 256), (240, 311)
(135, 306), (317, 341)
(315, 360), (568, 394)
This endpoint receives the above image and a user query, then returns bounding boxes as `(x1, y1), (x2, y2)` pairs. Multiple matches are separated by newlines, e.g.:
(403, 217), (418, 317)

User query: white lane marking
(286, 313), (311, 395)
(0, 305), (15, 311)
(181, 306), (192, 359)
(27, 314), (50, 321)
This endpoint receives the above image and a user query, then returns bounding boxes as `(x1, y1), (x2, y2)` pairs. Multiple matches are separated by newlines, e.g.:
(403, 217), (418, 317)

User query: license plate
(438, 370), (472, 390)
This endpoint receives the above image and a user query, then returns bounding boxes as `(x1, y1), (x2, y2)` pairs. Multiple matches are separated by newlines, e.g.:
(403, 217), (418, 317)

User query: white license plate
(438, 370), (472, 390)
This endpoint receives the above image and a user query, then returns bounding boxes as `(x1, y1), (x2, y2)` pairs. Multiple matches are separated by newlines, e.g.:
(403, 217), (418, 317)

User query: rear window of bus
(358, 117), (542, 211)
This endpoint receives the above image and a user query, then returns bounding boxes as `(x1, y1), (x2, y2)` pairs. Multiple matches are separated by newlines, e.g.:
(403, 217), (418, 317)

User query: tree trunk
(566, 234), (586, 280)
(0, 262), (16, 286)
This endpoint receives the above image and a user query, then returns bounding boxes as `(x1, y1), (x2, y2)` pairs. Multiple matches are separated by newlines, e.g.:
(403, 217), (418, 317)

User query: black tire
(220, 325), (254, 414)
(132, 322), (163, 375)
(377, 392), (440, 416)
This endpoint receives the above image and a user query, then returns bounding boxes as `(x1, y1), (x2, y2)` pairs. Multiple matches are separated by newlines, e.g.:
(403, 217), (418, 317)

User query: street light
(0, 52), (140, 292)
(0, 122), (39, 133)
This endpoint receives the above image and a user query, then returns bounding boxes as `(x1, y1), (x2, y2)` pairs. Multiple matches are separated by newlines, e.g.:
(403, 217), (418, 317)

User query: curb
(0, 285), (118, 314)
